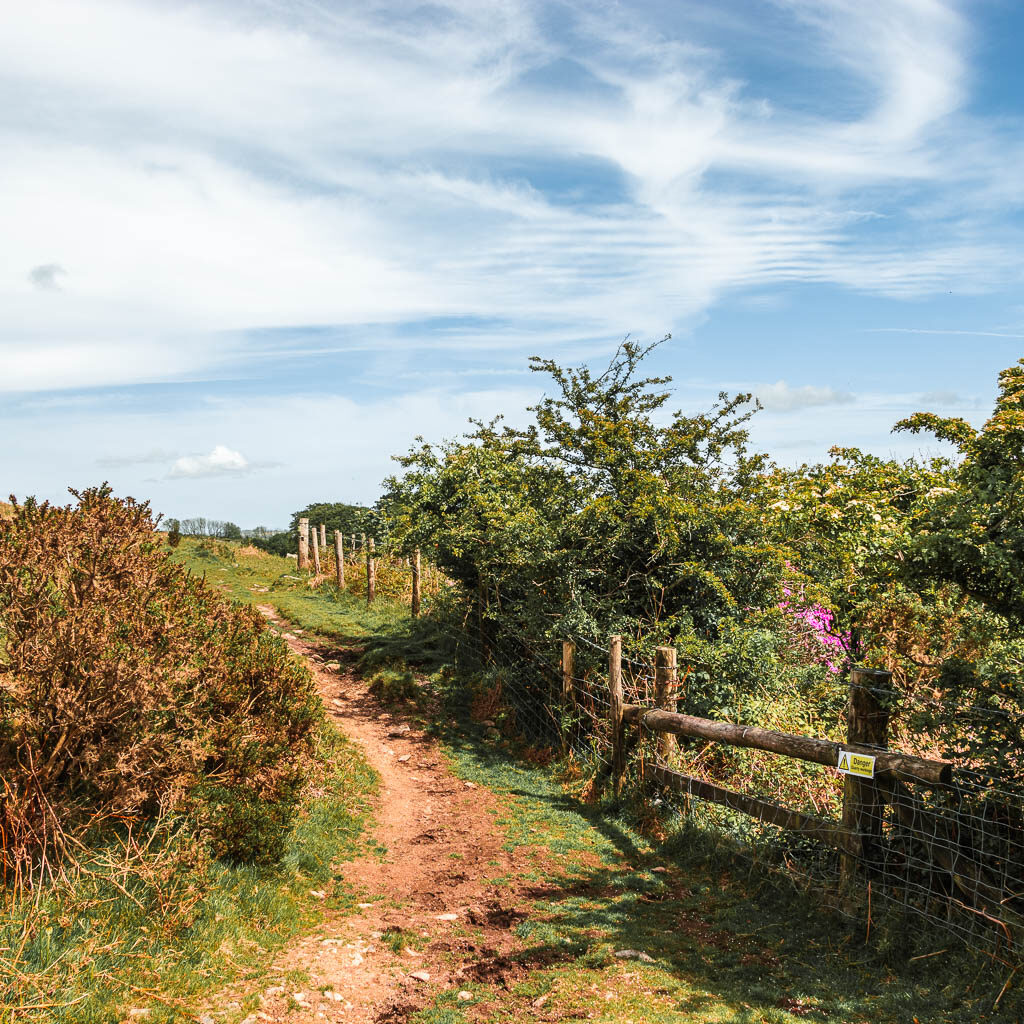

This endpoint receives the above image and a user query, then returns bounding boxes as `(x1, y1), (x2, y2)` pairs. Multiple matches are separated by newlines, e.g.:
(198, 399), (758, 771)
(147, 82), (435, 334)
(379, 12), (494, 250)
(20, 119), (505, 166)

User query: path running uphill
(214, 608), (551, 1024)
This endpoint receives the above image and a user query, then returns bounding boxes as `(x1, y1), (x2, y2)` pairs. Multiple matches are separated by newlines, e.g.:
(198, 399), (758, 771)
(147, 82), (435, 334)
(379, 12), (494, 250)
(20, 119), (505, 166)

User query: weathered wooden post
(609, 635), (625, 797)
(320, 523), (326, 550)
(840, 666), (892, 892)
(298, 517), (309, 570)
(411, 547), (421, 617)
(310, 523), (322, 574)
(350, 532), (356, 554)
(366, 537), (376, 605)
(654, 646), (678, 760)
(360, 532), (366, 552)
(561, 640), (575, 755)
(335, 530), (345, 589)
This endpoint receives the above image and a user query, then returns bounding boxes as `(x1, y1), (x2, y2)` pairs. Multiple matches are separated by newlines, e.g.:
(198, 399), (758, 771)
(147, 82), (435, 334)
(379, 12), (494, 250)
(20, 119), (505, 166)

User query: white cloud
(918, 389), (985, 409)
(0, 0), (1018, 393)
(756, 380), (855, 412)
(168, 445), (250, 479)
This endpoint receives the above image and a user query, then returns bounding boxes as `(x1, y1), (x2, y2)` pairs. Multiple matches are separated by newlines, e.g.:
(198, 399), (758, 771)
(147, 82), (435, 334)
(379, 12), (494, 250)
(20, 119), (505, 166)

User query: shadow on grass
(433, 719), (1022, 1024)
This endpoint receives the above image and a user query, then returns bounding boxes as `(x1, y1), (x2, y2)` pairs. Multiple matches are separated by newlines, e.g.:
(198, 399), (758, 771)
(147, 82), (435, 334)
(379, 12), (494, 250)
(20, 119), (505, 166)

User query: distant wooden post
(654, 647), (678, 760)
(609, 635), (625, 797)
(298, 517), (309, 570)
(411, 548), (421, 617)
(840, 667), (891, 892)
(319, 523), (326, 550)
(350, 532), (356, 554)
(335, 530), (345, 589)
(561, 640), (575, 755)
(310, 524), (322, 574)
(366, 537), (376, 605)
(360, 532), (366, 552)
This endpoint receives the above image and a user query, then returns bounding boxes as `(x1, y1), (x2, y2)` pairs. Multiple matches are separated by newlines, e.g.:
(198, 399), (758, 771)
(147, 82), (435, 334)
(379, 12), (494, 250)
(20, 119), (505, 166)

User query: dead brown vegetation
(0, 486), (321, 892)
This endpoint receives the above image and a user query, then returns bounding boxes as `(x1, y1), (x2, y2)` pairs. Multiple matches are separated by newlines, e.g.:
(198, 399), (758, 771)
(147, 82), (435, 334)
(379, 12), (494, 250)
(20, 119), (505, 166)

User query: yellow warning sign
(837, 750), (876, 778)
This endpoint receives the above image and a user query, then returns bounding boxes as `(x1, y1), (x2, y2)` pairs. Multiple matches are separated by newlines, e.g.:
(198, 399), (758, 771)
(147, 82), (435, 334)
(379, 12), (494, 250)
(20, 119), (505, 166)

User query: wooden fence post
(350, 533), (356, 554)
(366, 537), (376, 605)
(654, 646), (678, 760)
(320, 523), (326, 550)
(561, 640), (575, 755)
(411, 548), (421, 617)
(298, 517), (309, 570)
(360, 532), (366, 553)
(310, 524), (322, 574)
(335, 530), (345, 589)
(840, 666), (892, 892)
(609, 635), (625, 797)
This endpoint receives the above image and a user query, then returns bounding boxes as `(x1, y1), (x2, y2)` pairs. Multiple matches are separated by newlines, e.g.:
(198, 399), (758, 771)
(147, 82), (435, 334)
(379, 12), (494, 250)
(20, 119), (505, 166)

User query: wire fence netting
(431, 613), (1024, 966)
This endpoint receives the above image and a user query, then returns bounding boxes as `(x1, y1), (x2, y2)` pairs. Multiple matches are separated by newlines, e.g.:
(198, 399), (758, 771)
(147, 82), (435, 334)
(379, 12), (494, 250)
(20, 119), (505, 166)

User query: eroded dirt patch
(208, 608), (541, 1024)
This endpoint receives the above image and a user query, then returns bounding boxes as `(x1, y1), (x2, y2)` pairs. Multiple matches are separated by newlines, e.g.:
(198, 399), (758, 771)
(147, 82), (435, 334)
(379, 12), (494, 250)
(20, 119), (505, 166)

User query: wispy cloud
(918, 389), (984, 409)
(0, 0), (1020, 393)
(96, 448), (176, 467)
(867, 328), (1024, 339)
(756, 380), (855, 413)
(28, 263), (66, 291)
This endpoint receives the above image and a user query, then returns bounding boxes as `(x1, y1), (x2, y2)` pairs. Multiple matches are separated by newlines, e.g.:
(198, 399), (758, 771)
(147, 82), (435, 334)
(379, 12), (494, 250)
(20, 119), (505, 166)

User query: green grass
(410, 713), (1022, 1023)
(171, 537), (413, 639)
(0, 679), (378, 1021)
(166, 540), (1024, 1023)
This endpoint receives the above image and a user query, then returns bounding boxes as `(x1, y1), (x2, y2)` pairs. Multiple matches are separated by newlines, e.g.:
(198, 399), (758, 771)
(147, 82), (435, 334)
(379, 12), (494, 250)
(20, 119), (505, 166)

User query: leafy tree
(383, 339), (786, 668)
(764, 446), (956, 666)
(166, 518), (182, 548)
(221, 521), (242, 541)
(250, 531), (292, 557)
(895, 358), (1024, 624)
(289, 502), (379, 542)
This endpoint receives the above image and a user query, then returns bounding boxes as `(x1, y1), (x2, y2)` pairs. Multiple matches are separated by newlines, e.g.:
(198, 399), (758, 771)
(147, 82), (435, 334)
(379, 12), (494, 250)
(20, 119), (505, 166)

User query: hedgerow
(380, 344), (1024, 822)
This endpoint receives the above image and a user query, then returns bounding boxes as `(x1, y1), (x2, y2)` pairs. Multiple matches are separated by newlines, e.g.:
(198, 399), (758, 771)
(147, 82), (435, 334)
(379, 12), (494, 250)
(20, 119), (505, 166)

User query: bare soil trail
(213, 607), (552, 1024)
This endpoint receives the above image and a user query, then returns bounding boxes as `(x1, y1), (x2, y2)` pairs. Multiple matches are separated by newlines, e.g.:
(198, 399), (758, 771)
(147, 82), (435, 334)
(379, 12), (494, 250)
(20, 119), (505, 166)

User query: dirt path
(216, 608), (543, 1024)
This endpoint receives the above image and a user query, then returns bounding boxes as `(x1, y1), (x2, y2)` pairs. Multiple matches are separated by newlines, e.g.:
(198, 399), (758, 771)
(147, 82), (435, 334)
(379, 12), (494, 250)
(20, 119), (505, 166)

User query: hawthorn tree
(383, 339), (786, 665)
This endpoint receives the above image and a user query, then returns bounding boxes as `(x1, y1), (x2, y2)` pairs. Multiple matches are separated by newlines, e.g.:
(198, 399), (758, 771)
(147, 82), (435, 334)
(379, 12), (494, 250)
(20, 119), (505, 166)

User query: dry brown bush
(0, 486), (320, 891)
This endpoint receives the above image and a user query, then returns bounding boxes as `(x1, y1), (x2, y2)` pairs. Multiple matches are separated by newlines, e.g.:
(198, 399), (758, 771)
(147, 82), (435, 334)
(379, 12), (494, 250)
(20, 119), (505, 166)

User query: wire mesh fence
(440, 618), (1024, 965)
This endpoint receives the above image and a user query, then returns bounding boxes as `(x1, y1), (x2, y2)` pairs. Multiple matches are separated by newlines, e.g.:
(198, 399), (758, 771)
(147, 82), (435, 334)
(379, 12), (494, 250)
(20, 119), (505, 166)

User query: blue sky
(2, 0), (1023, 526)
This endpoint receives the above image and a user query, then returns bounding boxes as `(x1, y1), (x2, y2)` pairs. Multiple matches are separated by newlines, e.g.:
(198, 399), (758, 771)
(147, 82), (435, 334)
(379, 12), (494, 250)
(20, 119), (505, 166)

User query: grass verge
(172, 537), (414, 640)
(407, 716), (1022, 1023)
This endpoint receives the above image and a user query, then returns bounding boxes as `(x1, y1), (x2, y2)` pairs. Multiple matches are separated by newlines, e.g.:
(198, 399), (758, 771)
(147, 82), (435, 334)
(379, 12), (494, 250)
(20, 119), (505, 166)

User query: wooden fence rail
(619, 703), (951, 786)
(563, 638), (956, 898)
(648, 764), (864, 859)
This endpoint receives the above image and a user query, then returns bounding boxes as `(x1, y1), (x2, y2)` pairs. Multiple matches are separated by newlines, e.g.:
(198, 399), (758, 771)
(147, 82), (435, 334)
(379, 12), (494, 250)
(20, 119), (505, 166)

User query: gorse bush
(0, 486), (320, 889)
